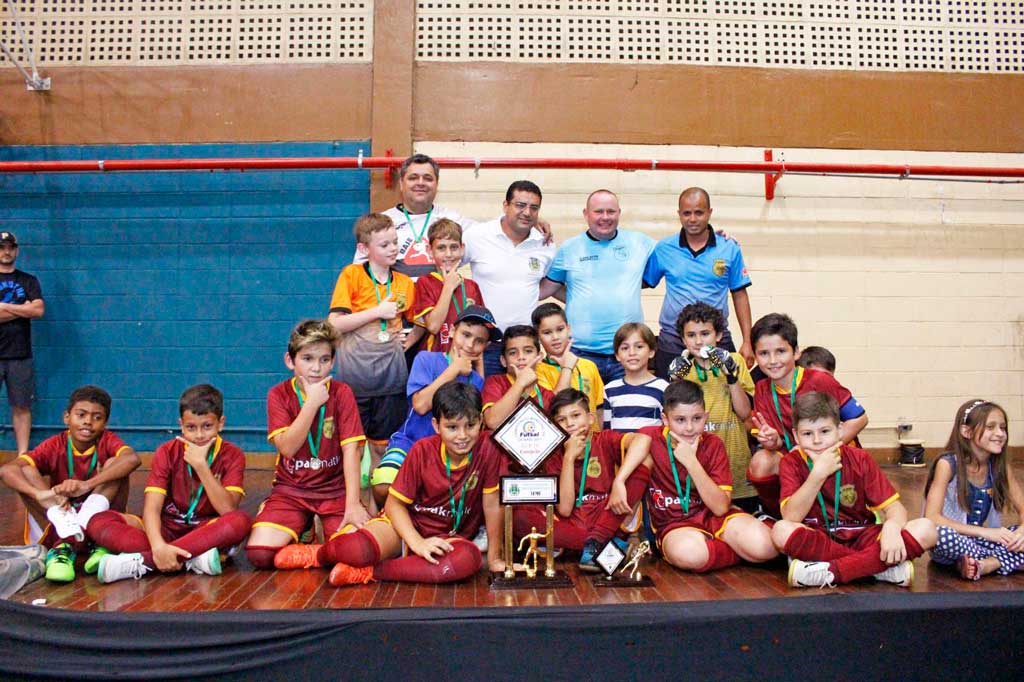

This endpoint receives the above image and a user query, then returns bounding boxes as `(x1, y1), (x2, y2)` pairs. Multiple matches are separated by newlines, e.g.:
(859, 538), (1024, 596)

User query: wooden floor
(4, 461), (1024, 612)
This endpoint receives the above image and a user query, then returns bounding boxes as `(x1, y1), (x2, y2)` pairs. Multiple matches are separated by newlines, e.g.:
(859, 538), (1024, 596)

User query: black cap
(455, 305), (502, 342)
(0, 231), (17, 246)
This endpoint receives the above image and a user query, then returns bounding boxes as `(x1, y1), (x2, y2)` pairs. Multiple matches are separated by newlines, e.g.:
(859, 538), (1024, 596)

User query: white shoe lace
(795, 561), (836, 588)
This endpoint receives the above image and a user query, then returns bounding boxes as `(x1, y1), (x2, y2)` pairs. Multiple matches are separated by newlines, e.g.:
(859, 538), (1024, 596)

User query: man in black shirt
(0, 232), (44, 454)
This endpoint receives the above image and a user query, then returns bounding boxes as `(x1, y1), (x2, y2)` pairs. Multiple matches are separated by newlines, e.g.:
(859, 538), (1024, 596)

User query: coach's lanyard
(806, 453), (842, 536)
(367, 265), (393, 340)
(665, 431), (692, 515)
(575, 437), (593, 508)
(770, 371), (798, 451)
(292, 380), (325, 460)
(443, 444), (473, 535)
(184, 438), (220, 523)
(67, 437), (98, 482)
(401, 206), (434, 245)
(543, 358), (584, 393)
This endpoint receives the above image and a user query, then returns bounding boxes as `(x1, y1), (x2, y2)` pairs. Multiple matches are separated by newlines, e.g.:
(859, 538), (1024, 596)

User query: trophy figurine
(517, 527), (546, 579)
(592, 537), (655, 588)
(621, 541), (652, 582)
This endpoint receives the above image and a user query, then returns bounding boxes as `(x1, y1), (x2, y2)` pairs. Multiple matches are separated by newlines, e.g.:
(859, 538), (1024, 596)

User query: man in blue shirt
(643, 187), (754, 380)
(544, 190), (655, 383)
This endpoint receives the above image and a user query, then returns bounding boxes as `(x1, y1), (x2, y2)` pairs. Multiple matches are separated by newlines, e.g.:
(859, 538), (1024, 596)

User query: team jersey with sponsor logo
(145, 437), (246, 526)
(411, 272), (485, 353)
(21, 430), (130, 501)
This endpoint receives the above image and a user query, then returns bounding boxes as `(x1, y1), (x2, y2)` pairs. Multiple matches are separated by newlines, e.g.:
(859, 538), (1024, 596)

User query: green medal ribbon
(806, 453), (842, 536)
(184, 438), (220, 524)
(292, 379), (326, 460)
(693, 362), (720, 382)
(532, 385), (544, 409)
(443, 444), (473, 535)
(542, 358), (585, 393)
(575, 437), (592, 508)
(450, 278), (468, 317)
(770, 370), (799, 451)
(366, 264), (393, 339)
(400, 205), (434, 245)
(665, 432), (692, 514)
(66, 436), (98, 483)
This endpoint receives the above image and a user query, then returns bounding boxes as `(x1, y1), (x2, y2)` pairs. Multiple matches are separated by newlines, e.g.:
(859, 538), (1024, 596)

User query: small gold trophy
(592, 538), (655, 588)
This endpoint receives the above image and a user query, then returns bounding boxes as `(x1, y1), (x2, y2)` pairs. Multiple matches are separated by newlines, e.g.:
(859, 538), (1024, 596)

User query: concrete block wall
(0, 141), (369, 451)
(419, 141), (1024, 450)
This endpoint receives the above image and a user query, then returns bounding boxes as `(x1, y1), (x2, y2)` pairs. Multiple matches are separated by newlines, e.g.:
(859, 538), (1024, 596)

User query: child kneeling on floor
(275, 381), (505, 585)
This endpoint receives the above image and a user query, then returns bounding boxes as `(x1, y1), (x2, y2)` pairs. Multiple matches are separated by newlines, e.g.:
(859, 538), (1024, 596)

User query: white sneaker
(874, 560), (914, 587)
(97, 553), (151, 584)
(472, 526), (488, 552)
(184, 548), (222, 576)
(788, 559), (836, 588)
(46, 506), (84, 542)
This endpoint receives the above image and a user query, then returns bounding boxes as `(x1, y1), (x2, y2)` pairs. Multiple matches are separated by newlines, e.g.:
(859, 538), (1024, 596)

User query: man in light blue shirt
(643, 187), (754, 379)
(544, 190), (655, 383)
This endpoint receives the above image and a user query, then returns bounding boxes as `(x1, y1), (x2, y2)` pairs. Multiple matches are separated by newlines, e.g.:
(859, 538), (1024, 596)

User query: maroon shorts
(252, 490), (350, 542)
(654, 507), (748, 548)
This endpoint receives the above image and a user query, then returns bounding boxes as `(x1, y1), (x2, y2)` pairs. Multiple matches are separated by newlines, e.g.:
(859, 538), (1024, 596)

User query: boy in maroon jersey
(513, 388), (648, 571)
(481, 325), (553, 430)
(747, 313), (868, 518)
(608, 380), (776, 573)
(243, 319), (368, 570)
(86, 384), (253, 582)
(409, 218), (486, 354)
(276, 381), (505, 585)
(773, 392), (936, 587)
(0, 385), (139, 582)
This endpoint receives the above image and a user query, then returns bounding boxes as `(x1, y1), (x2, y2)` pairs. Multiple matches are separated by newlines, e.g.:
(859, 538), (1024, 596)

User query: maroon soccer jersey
(753, 367), (854, 442)
(266, 378), (366, 500)
(388, 433), (502, 540)
(481, 374), (555, 414)
(545, 429), (627, 507)
(779, 443), (899, 529)
(412, 272), (485, 353)
(144, 437), (246, 526)
(637, 425), (733, 535)
(20, 430), (130, 496)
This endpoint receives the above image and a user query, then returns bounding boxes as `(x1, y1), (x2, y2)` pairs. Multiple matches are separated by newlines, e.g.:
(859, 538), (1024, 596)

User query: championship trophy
(592, 539), (655, 588)
(489, 399), (573, 590)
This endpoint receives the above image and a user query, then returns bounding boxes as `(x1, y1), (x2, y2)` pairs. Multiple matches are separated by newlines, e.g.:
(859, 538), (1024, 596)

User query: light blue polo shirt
(643, 227), (752, 354)
(546, 229), (655, 354)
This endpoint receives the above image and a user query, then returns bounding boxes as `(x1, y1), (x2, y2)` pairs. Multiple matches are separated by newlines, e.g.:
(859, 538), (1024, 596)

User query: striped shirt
(603, 377), (668, 432)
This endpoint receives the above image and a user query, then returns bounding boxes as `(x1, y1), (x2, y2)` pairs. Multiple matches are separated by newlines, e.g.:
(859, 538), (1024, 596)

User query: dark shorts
(357, 393), (408, 443)
(0, 358), (34, 407)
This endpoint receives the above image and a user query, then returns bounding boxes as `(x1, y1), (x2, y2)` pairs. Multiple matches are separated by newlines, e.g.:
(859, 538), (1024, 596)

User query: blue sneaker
(578, 539), (601, 573)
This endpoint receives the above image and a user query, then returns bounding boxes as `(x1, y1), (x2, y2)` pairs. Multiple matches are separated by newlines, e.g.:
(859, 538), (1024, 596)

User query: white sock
(75, 494), (110, 529)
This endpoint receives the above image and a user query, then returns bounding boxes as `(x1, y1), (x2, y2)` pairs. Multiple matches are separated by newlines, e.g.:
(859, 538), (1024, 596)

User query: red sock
(694, 538), (740, 573)
(747, 473), (781, 518)
(514, 505), (588, 550)
(624, 466), (650, 506)
(830, 530), (926, 584)
(783, 526), (855, 562)
(246, 546), (279, 570)
(901, 529), (925, 560)
(85, 511), (150, 553)
(372, 539), (482, 583)
(318, 528), (381, 567)
(584, 466), (652, 543)
(169, 510), (252, 559)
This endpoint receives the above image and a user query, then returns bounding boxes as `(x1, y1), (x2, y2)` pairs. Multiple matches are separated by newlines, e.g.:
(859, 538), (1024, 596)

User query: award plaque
(491, 399), (567, 473)
(592, 539), (655, 588)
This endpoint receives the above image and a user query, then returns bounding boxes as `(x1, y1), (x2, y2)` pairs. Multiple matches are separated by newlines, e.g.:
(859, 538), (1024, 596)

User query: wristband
(726, 373), (738, 385)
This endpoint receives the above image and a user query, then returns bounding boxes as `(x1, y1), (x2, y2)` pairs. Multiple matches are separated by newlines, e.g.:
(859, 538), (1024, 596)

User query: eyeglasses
(511, 201), (541, 212)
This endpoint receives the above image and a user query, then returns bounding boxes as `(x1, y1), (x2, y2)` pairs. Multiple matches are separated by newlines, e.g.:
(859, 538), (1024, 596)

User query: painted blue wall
(0, 141), (370, 451)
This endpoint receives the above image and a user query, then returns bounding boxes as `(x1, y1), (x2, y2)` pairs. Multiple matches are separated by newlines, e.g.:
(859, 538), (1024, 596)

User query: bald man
(643, 187), (754, 379)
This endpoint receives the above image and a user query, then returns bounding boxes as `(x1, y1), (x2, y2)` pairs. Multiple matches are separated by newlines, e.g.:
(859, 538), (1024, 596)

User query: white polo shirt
(463, 218), (555, 331)
(353, 203), (474, 279)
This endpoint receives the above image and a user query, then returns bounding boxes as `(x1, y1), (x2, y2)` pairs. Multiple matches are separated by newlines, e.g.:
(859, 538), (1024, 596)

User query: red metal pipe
(1, 156), (1023, 178)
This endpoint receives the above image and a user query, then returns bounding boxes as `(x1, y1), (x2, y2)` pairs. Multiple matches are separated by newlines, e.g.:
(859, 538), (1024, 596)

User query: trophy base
(591, 574), (655, 588)
(489, 570), (574, 590)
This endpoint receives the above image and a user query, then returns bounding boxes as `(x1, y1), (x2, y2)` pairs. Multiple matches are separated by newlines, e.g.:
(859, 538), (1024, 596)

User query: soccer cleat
(185, 548), (223, 576)
(472, 526), (489, 552)
(273, 543), (323, 569)
(44, 544), (77, 583)
(787, 559), (836, 588)
(874, 560), (914, 587)
(97, 553), (151, 584)
(328, 561), (374, 587)
(83, 547), (110, 575)
(578, 539), (601, 572)
(46, 506), (84, 542)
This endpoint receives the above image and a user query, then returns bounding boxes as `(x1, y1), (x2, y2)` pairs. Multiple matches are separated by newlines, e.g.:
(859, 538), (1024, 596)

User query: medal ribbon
(575, 437), (592, 508)
(770, 370), (799, 451)
(400, 205), (434, 245)
(542, 358), (584, 393)
(442, 444), (473, 535)
(184, 438), (220, 523)
(66, 436), (98, 483)
(806, 453), (842, 536)
(451, 278), (468, 317)
(693, 362), (720, 382)
(293, 379), (326, 460)
(367, 264), (394, 340)
(665, 432), (692, 514)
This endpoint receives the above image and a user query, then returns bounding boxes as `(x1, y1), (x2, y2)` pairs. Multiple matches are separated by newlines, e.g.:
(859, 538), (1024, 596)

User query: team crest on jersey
(464, 471), (480, 492)
(528, 257), (541, 271)
(613, 246), (629, 261)
(586, 457), (602, 478)
(839, 484), (857, 507)
(395, 293), (408, 310)
(713, 259), (727, 277)
(322, 417), (335, 440)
